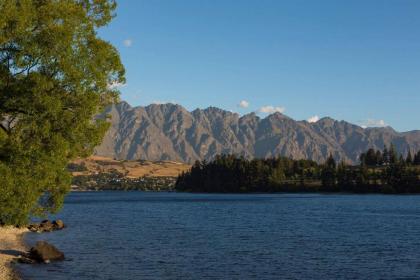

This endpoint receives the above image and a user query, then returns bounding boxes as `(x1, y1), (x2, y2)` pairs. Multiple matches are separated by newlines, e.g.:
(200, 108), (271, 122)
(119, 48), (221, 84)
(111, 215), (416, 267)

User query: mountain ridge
(94, 102), (420, 164)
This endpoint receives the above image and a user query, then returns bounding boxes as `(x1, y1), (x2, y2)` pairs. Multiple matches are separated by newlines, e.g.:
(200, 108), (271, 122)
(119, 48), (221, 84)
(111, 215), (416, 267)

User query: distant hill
(94, 102), (420, 164)
(70, 156), (191, 178)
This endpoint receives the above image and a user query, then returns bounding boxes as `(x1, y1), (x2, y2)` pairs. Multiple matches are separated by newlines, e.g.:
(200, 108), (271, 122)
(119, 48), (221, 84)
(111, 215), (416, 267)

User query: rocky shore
(0, 227), (28, 280)
(0, 220), (66, 279)
(27, 220), (65, 233)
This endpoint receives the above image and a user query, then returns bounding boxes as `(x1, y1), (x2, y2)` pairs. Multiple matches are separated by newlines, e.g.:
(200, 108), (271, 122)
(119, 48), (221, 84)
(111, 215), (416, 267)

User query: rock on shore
(28, 220), (65, 233)
(28, 241), (65, 263)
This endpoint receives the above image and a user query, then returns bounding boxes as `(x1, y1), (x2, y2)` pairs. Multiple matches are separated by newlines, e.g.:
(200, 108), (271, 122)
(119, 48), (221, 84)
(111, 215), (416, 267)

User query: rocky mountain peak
(94, 102), (420, 164)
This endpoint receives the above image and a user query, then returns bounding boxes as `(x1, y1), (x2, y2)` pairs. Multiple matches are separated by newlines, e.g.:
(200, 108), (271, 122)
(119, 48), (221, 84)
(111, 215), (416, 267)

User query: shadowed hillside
(70, 156), (191, 178)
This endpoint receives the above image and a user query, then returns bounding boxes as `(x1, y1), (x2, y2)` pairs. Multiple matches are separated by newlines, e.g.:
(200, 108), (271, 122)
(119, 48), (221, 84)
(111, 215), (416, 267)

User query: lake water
(17, 192), (420, 279)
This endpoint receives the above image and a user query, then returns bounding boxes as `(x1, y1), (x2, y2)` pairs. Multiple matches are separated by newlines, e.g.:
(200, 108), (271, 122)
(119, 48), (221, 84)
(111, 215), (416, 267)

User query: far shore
(0, 227), (28, 280)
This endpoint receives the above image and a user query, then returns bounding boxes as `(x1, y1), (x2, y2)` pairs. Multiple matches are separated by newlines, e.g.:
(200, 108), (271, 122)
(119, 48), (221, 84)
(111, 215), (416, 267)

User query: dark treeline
(175, 145), (420, 193)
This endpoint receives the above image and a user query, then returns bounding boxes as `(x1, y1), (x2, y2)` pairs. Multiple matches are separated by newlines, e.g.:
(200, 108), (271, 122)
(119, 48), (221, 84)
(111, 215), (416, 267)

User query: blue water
(17, 192), (420, 279)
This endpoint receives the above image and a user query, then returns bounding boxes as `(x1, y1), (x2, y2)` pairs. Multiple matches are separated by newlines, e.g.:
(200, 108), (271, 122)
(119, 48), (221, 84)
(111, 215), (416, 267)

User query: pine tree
(389, 144), (398, 165)
(375, 150), (383, 166)
(414, 151), (420, 165)
(326, 154), (337, 169)
(383, 146), (390, 165)
(399, 155), (405, 166)
(365, 148), (377, 166)
(406, 151), (413, 165)
(321, 154), (337, 191)
(337, 161), (350, 190)
(360, 152), (367, 166)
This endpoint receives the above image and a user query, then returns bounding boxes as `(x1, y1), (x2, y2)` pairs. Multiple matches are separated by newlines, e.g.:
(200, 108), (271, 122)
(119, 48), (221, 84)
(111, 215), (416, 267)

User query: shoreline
(0, 227), (28, 280)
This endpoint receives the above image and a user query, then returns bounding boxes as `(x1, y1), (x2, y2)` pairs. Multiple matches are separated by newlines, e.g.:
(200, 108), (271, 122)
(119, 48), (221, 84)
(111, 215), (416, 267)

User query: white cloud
(123, 39), (132, 47)
(258, 105), (286, 114)
(307, 115), (320, 123)
(238, 100), (250, 108)
(359, 119), (387, 128)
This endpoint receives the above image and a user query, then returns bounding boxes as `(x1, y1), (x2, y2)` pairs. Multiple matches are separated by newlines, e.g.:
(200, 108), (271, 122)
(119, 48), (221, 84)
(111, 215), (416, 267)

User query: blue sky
(100, 0), (420, 132)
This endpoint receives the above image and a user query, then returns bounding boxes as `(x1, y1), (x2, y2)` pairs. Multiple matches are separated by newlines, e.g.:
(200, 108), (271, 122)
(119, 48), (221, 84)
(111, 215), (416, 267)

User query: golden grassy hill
(70, 156), (191, 178)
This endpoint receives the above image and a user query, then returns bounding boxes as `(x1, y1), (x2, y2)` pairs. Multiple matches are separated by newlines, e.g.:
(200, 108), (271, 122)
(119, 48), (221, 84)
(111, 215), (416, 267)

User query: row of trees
(177, 155), (320, 193)
(360, 145), (420, 166)
(176, 146), (420, 194)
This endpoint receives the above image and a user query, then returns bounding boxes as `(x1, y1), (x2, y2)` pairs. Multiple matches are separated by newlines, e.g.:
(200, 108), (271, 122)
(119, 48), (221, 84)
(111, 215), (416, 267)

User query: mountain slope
(94, 102), (420, 164)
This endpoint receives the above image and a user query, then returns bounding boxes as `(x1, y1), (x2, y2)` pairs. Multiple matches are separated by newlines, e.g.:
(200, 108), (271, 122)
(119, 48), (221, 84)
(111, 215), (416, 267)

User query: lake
(18, 192), (420, 279)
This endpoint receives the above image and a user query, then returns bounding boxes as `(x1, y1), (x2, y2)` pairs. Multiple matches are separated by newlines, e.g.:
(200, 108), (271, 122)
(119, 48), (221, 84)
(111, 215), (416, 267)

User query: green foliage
(0, 0), (124, 225)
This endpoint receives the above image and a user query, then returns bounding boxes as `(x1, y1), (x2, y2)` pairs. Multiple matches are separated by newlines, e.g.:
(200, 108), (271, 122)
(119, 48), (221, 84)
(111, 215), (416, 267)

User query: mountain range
(94, 102), (420, 164)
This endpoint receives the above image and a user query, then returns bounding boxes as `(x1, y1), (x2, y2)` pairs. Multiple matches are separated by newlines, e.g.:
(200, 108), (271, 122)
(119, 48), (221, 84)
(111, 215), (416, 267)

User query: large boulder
(29, 241), (65, 263)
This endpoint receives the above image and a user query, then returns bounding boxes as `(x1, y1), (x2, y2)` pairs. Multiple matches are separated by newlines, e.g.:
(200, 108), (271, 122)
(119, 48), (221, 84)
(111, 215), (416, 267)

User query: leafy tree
(0, 0), (125, 225)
